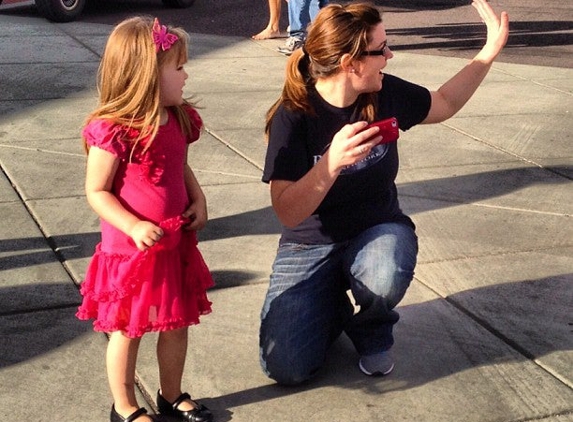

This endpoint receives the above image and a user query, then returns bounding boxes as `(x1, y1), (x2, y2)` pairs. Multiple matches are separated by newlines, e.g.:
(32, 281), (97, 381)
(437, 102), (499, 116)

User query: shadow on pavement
(398, 165), (573, 208)
(0, 283), (87, 368)
(2, 0), (572, 68)
(196, 276), (572, 417)
(0, 165), (570, 270)
(374, 0), (469, 10)
(389, 20), (573, 53)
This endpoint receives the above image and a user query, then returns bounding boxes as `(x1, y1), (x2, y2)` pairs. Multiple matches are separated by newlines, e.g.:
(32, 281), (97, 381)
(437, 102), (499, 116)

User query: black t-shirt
(263, 74), (431, 244)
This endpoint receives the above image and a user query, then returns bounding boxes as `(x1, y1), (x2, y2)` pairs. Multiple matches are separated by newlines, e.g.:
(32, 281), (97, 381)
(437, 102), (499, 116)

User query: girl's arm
(422, 0), (509, 124)
(85, 146), (163, 251)
(182, 147), (207, 231)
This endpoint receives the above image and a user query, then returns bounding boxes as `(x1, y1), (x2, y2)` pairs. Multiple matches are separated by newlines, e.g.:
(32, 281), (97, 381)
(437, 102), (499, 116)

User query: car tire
(35, 0), (86, 22)
(161, 0), (196, 8)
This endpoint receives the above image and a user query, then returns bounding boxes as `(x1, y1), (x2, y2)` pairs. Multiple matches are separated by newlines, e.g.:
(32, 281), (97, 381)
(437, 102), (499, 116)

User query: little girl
(76, 17), (214, 422)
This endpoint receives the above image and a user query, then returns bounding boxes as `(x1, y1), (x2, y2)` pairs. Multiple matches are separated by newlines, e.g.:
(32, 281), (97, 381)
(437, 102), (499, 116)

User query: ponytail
(265, 3), (383, 139)
(265, 48), (315, 136)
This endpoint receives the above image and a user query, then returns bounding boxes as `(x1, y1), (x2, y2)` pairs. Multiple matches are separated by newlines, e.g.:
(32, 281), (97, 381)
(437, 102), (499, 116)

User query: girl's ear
(340, 53), (356, 74)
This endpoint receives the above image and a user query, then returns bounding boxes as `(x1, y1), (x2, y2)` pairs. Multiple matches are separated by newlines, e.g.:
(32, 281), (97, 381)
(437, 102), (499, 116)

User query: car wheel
(35, 0), (86, 22)
(161, 0), (196, 8)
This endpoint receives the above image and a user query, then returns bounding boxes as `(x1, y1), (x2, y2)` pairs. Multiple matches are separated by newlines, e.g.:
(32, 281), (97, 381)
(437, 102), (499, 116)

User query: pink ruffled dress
(76, 107), (214, 338)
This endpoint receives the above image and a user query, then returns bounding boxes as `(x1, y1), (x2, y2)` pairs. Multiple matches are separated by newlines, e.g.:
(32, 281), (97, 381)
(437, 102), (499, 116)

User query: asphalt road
(2, 0), (573, 68)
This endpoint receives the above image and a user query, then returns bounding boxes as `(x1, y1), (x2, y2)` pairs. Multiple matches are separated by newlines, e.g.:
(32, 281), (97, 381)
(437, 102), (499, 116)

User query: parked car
(0, 0), (196, 22)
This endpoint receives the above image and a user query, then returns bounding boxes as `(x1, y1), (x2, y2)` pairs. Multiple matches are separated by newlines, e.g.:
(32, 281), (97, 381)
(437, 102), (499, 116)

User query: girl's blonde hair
(83, 16), (196, 154)
(265, 2), (382, 135)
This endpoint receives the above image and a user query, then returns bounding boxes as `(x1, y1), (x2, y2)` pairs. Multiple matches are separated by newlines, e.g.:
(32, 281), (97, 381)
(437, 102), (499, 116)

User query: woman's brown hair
(265, 2), (383, 136)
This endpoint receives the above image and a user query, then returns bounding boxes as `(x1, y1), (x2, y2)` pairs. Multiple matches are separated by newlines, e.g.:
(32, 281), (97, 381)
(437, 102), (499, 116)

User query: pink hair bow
(152, 18), (178, 52)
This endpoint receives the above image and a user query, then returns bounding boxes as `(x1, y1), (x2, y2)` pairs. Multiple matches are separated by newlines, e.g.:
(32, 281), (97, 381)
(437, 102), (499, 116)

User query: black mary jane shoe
(111, 404), (155, 422)
(157, 391), (213, 422)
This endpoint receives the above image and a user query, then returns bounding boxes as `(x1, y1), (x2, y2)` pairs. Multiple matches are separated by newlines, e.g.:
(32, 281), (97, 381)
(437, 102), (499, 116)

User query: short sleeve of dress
(184, 106), (204, 144)
(83, 119), (129, 160)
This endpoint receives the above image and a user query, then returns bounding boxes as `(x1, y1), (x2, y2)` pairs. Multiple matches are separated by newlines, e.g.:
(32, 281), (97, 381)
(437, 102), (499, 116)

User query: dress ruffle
(76, 216), (214, 338)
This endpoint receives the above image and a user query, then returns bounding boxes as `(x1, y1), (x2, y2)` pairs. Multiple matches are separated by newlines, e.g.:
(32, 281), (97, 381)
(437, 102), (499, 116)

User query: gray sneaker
(359, 352), (395, 376)
(278, 36), (305, 56)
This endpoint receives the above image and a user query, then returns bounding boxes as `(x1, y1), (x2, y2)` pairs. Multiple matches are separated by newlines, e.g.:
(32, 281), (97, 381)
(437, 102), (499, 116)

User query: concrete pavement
(1, 9), (572, 422)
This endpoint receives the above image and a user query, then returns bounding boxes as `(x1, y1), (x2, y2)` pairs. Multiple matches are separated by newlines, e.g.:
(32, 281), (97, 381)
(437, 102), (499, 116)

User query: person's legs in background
(286, 0), (310, 39)
(278, 0), (327, 55)
(278, 0), (309, 55)
(252, 0), (284, 40)
(310, 0), (328, 21)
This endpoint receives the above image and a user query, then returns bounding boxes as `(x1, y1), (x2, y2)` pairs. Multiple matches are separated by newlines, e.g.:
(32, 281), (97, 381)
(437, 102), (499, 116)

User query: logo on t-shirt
(313, 143), (390, 175)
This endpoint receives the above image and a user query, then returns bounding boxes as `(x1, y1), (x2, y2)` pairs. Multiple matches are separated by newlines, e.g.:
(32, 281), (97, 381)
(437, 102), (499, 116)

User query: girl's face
(159, 57), (188, 107)
(354, 22), (393, 93)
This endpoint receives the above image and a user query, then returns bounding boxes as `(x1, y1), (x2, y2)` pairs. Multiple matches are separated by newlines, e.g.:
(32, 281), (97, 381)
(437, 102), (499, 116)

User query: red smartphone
(362, 117), (399, 144)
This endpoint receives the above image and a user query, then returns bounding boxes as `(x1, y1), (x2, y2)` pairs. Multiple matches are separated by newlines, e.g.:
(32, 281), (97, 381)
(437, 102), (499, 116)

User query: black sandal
(110, 404), (155, 422)
(157, 391), (213, 422)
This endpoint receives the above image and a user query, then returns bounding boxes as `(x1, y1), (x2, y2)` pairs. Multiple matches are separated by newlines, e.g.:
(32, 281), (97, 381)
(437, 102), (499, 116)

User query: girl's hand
(472, 0), (509, 64)
(182, 159), (207, 231)
(129, 221), (164, 251)
(325, 121), (382, 174)
(182, 196), (208, 231)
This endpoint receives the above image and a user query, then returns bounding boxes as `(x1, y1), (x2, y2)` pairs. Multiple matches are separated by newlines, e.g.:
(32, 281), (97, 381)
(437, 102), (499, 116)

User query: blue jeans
(259, 223), (418, 385)
(288, 0), (329, 39)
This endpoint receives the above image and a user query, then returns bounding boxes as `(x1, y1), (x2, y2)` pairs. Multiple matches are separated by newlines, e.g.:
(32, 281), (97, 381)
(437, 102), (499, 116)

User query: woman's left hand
(472, 0), (509, 63)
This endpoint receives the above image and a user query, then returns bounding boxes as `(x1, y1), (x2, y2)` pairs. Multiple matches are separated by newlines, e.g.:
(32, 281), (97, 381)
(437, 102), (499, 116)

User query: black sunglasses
(361, 43), (389, 57)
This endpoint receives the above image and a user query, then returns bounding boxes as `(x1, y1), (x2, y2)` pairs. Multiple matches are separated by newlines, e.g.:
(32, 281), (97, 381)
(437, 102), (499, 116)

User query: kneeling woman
(260, 1), (508, 385)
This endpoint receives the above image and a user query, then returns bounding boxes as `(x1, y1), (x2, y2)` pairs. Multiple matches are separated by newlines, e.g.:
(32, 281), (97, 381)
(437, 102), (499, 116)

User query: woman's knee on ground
(260, 346), (321, 386)
(259, 320), (328, 386)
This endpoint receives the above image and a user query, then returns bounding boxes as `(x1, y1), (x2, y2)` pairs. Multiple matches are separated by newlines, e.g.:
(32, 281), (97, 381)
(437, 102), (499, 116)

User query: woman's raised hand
(472, 0), (509, 63)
